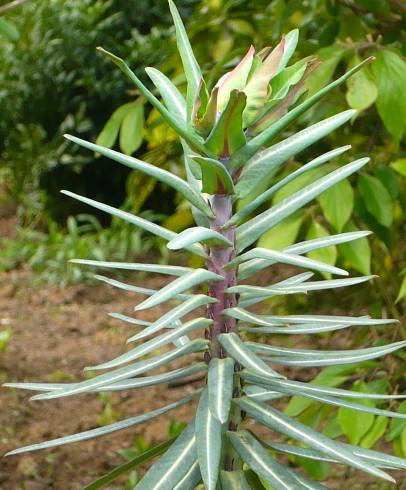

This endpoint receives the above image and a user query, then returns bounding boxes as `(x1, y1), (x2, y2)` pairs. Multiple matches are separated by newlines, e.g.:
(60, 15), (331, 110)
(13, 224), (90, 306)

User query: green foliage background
(1, 0), (406, 483)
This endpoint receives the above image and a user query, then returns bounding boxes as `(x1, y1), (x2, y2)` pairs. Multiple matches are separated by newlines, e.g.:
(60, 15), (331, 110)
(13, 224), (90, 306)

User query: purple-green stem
(206, 193), (243, 471)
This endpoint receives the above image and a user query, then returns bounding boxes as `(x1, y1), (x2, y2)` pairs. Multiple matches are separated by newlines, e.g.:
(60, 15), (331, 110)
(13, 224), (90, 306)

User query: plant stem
(206, 193), (242, 471)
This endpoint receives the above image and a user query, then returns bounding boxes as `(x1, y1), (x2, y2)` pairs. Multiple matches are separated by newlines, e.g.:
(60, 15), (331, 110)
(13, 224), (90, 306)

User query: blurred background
(0, 0), (405, 488)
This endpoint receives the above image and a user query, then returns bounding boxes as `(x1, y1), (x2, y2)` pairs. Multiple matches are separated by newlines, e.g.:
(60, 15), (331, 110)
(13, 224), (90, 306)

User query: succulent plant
(5, 1), (406, 488)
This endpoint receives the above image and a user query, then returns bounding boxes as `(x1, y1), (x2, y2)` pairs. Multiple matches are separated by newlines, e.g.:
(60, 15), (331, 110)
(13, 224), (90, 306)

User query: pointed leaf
(128, 295), (217, 342)
(167, 226), (232, 250)
(135, 422), (197, 489)
(234, 397), (394, 482)
(6, 392), (198, 456)
(70, 259), (192, 275)
(145, 67), (186, 123)
(61, 190), (206, 258)
(218, 333), (282, 379)
(229, 57), (374, 171)
(226, 247), (348, 277)
(96, 47), (205, 153)
(236, 158), (369, 252)
(94, 274), (191, 300)
(195, 390), (222, 490)
(168, 0), (202, 118)
(134, 269), (223, 311)
(239, 230), (371, 280)
(225, 308), (395, 327)
(191, 156), (235, 194)
(31, 340), (208, 400)
(216, 46), (255, 112)
(236, 109), (355, 198)
(230, 276), (374, 298)
(64, 135), (213, 218)
(87, 317), (212, 370)
(208, 357), (234, 423)
(258, 340), (406, 367)
(205, 90), (246, 158)
(228, 430), (304, 489)
(6, 364), (207, 393)
(266, 440), (406, 471)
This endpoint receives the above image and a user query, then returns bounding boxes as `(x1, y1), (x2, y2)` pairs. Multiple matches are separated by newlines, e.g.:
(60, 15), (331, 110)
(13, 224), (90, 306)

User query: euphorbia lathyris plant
(5, 1), (406, 488)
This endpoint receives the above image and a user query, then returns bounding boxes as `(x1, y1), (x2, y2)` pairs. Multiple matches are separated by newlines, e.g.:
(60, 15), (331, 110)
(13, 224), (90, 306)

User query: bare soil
(0, 269), (404, 489)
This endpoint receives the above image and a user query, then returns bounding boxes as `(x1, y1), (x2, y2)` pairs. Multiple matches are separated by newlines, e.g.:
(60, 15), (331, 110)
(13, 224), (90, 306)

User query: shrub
(5, 1), (406, 488)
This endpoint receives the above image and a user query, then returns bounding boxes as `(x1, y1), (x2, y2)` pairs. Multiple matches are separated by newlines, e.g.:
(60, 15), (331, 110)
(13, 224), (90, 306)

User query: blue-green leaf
(208, 358), (234, 423)
(6, 392), (198, 456)
(61, 190), (206, 258)
(135, 422), (197, 489)
(236, 110), (356, 199)
(64, 135), (213, 218)
(168, 0), (202, 118)
(87, 317), (212, 370)
(31, 340), (208, 400)
(134, 269), (223, 311)
(236, 158), (369, 252)
(234, 397), (394, 483)
(229, 57), (374, 171)
(128, 295), (217, 342)
(226, 247), (348, 277)
(195, 390), (222, 490)
(218, 333), (282, 379)
(145, 67), (186, 123)
(70, 259), (192, 275)
(227, 430), (300, 489)
(167, 227), (233, 250)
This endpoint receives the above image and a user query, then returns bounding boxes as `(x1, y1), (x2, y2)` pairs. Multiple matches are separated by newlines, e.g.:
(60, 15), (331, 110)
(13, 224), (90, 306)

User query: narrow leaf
(145, 66), (186, 123)
(31, 340), (208, 400)
(64, 135), (213, 218)
(168, 0), (202, 117)
(167, 226), (232, 250)
(61, 190), (206, 258)
(218, 333), (282, 379)
(128, 295), (217, 342)
(196, 390), (222, 490)
(6, 392), (198, 456)
(228, 430), (303, 489)
(224, 308), (396, 327)
(134, 269), (223, 311)
(236, 158), (369, 252)
(234, 397), (394, 482)
(87, 317), (212, 371)
(208, 358), (234, 423)
(94, 274), (191, 300)
(229, 57), (374, 171)
(238, 230), (371, 280)
(70, 259), (192, 275)
(135, 422), (197, 489)
(236, 110), (356, 198)
(97, 47), (205, 153)
(226, 247), (348, 277)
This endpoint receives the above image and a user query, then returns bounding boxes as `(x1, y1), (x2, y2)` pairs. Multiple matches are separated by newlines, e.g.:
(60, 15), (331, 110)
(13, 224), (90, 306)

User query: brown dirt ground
(0, 268), (405, 490)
